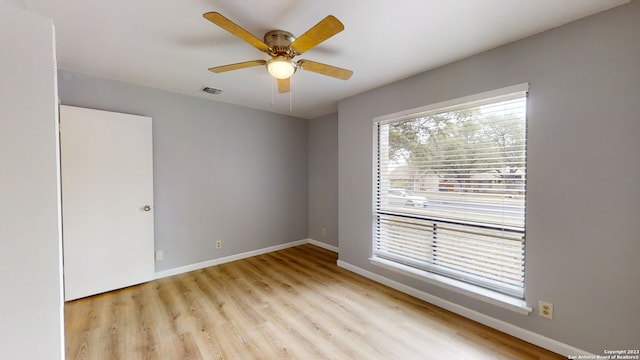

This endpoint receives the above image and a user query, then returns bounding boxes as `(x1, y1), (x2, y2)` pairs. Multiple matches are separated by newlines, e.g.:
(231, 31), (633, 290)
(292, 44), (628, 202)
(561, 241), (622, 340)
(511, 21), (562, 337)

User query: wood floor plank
(65, 244), (566, 359)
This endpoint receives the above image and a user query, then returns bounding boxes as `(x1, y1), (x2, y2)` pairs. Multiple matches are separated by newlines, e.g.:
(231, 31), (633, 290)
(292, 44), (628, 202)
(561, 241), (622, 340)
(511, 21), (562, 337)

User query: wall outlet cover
(538, 300), (553, 320)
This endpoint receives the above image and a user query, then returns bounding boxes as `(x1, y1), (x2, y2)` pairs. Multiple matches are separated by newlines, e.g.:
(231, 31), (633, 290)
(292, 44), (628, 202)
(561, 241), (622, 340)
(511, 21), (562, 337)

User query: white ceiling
(22, 0), (628, 119)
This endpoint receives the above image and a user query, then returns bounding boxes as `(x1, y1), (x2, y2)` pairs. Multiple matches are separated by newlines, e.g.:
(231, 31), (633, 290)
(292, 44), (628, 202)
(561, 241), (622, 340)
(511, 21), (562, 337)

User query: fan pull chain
(270, 78), (275, 107)
(289, 77), (293, 112)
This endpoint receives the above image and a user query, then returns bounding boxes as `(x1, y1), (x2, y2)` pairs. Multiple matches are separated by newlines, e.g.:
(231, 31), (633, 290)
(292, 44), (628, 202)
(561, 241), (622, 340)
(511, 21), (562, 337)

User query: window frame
(371, 83), (531, 313)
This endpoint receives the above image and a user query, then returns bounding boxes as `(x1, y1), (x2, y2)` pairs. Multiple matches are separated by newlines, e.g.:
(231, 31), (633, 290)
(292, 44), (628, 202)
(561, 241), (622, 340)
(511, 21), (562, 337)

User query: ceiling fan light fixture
(267, 56), (296, 79)
(204, 12), (353, 93)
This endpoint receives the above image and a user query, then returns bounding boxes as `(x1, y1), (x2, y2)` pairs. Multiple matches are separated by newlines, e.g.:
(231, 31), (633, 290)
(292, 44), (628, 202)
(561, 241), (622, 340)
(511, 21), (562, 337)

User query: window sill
(369, 256), (532, 315)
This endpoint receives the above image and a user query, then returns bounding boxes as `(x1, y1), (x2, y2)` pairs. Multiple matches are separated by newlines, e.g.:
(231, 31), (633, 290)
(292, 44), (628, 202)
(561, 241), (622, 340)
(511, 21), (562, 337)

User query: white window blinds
(374, 86), (528, 298)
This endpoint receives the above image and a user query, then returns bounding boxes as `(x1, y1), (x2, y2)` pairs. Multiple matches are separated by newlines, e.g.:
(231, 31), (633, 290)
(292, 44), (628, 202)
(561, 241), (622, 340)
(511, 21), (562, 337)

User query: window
(373, 84), (528, 300)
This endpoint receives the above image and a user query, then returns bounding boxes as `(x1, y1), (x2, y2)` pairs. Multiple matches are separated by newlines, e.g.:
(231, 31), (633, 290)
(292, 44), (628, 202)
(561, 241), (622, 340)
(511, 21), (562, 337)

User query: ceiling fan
(203, 12), (353, 93)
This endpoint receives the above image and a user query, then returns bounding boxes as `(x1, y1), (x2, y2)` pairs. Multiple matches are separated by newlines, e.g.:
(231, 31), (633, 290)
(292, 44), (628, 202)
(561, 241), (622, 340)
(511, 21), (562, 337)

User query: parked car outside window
(387, 189), (428, 207)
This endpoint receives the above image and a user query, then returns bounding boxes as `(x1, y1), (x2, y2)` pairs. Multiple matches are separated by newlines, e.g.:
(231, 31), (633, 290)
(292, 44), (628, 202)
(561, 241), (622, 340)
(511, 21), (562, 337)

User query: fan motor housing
(264, 30), (295, 56)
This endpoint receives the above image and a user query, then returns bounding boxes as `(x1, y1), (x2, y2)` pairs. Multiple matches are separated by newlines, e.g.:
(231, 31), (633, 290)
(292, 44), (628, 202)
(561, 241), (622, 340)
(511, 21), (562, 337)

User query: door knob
(143, 205), (151, 211)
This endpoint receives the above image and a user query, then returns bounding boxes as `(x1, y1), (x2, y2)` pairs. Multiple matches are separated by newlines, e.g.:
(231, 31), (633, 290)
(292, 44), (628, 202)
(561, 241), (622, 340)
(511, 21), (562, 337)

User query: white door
(60, 105), (154, 301)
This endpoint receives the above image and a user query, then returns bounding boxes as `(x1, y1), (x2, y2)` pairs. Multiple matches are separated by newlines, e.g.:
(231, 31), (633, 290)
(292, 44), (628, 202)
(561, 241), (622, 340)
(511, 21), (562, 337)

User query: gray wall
(337, 1), (640, 354)
(58, 70), (308, 271)
(308, 113), (339, 247)
(1, 5), (63, 359)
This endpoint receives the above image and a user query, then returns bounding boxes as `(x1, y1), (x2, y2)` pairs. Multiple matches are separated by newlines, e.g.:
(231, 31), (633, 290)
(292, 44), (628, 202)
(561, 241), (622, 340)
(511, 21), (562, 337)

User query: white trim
(370, 256), (530, 314)
(154, 239), (308, 280)
(307, 238), (339, 253)
(337, 259), (594, 358)
(373, 82), (529, 124)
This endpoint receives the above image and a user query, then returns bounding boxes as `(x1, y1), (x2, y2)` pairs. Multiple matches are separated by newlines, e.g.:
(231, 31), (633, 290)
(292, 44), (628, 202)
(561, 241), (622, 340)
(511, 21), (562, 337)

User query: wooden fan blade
(297, 59), (353, 80)
(289, 15), (344, 55)
(277, 78), (291, 93)
(203, 12), (270, 53)
(208, 60), (266, 73)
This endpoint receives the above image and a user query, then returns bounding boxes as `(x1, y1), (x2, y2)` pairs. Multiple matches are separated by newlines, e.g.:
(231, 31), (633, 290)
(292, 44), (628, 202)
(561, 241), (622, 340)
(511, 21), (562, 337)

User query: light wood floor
(65, 244), (565, 359)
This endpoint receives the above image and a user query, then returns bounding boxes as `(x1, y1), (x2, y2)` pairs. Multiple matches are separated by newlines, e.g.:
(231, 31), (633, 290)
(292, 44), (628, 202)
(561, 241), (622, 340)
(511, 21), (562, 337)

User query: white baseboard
(337, 259), (593, 358)
(154, 239), (308, 280)
(154, 238), (338, 280)
(307, 238), (339, 253)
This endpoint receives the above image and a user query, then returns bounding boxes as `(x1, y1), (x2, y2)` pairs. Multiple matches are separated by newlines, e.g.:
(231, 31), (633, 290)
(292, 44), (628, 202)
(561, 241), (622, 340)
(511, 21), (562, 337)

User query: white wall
(337, 1), (640, 355)
(0, 5), (64, 359)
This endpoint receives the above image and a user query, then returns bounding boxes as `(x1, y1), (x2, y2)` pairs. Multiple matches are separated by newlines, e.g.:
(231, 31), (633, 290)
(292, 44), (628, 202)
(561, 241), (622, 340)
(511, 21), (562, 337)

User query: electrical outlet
(155, 250), (163, 261)
(322, 227), (327, 237)
(216, 240), (222, 249)
(538, 300), (553, 320)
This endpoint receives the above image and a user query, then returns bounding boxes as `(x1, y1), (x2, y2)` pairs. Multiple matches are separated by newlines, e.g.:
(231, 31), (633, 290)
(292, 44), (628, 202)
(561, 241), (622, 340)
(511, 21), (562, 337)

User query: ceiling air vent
(202, 86), (223, 95)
